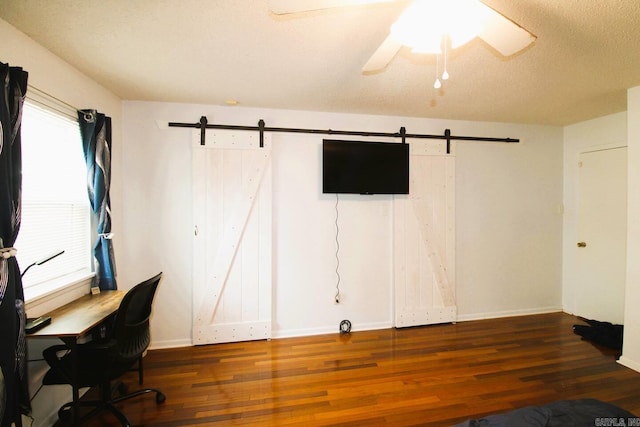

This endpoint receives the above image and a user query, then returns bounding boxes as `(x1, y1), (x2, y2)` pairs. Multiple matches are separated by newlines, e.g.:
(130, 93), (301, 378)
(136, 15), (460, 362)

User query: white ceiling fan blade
(477, 2), (537, 56)
(362, 34), (403, 73)
(269, 0), (394, 15)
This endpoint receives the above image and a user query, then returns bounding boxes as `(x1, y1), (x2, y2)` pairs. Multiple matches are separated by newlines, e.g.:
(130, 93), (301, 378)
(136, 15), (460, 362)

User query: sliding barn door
(192, 130), (272, 345)
(394, 141), (456, 327)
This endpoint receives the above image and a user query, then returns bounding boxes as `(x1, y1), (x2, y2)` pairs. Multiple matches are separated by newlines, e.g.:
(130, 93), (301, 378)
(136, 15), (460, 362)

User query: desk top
(28, 290), (126, 338)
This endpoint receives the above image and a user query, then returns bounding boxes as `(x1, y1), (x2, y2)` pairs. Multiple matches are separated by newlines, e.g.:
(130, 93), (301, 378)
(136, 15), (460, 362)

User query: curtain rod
(168, 116), (520, 154)
(27, 85), (79, 110)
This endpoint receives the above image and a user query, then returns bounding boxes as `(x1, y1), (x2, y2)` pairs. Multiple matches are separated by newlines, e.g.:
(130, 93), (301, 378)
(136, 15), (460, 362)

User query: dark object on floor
(573, 318), (623, 350)
(455, 398), (637, 426)
(42, 273), (165, 426)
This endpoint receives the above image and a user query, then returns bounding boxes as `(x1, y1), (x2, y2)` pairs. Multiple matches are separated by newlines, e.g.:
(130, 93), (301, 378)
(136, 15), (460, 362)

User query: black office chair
(42, 272), (166, 426)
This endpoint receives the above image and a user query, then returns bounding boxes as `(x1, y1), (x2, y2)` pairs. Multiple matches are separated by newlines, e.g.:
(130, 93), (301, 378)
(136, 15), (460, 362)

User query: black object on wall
(322, 139), (409, 195)
(167, 116), (520, 153)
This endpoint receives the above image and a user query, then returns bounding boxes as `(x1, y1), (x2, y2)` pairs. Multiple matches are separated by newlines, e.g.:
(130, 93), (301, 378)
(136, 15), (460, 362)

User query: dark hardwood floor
(55, 312), (640, 426)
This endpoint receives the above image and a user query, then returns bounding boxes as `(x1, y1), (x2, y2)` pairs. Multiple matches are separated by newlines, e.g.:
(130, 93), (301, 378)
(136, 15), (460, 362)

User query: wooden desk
(28, 290), (125, 339)
(28, 290), (126, 426)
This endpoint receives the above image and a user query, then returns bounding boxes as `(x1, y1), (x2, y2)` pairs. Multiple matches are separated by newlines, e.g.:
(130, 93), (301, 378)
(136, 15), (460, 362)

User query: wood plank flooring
(55, 313), (640, 426)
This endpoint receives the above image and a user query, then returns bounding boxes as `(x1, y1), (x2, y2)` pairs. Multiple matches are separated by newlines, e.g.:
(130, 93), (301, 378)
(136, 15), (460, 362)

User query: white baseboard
(149, 309), (568, 348)
(618, 356), (640, 373)
(150, 338), (193, 350)
(456, 306), (563, 322)
(272, 321), (393, 339)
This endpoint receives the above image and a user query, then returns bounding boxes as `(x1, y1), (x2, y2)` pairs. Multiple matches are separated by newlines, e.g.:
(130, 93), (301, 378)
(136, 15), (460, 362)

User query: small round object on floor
(339, 319), (351, 334)
(156, 392), (166, 404)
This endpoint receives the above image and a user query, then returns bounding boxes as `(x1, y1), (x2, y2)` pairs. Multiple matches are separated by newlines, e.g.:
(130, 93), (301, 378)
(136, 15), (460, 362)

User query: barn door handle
(577, 241), (587, 248)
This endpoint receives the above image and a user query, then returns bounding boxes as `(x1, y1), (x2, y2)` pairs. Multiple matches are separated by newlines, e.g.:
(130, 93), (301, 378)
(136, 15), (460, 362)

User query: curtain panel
(78, 110), (117, 291)
(0, 62), (30, 427)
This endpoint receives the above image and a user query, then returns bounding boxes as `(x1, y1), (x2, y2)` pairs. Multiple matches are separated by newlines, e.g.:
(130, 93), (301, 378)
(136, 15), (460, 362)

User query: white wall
(122, 101), (564, 347)
(455, 122), (564, 320)
(619, 86), (640, 371)
(562, 112), (628, 316)
(2, 15), (566, 425)
(0, 18), (122, 427)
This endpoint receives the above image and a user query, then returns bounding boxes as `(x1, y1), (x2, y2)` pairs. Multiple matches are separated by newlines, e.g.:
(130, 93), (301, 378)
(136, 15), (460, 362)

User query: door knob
(577, 242), (587, 248)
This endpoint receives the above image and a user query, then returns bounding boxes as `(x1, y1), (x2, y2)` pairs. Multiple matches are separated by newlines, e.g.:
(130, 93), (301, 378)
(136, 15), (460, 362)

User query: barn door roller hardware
(168, 116), (519, 153)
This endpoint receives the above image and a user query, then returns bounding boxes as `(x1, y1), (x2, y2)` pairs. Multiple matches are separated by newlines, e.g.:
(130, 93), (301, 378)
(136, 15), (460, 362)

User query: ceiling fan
(268, 0), (536, 74)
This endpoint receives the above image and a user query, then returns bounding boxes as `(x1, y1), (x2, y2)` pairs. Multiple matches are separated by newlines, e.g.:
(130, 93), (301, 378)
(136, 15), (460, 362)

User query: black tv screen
(322, 139), (409, 195)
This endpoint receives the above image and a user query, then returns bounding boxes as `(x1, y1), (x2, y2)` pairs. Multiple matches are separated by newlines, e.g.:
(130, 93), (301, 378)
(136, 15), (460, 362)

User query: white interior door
(394, 141), (456, 327)
(192, 130), (272, 345)
(576, 146), (627, 324)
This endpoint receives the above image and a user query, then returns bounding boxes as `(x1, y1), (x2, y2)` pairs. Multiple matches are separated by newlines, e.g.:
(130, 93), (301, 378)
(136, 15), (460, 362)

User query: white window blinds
(16, 96), (93, 301)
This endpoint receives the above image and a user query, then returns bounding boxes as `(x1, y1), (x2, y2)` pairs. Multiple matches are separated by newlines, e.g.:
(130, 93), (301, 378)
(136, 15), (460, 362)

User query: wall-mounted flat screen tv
(322, 139), (409, 195)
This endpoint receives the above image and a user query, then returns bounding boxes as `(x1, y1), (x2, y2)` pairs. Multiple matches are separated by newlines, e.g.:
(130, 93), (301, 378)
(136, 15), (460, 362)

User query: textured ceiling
(2, 0), (640, 126)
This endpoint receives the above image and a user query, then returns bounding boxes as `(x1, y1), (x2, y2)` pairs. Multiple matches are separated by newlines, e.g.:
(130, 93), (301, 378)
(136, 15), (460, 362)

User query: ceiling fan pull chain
(442, 35), (450, 81)
(434, 52), (442, 89)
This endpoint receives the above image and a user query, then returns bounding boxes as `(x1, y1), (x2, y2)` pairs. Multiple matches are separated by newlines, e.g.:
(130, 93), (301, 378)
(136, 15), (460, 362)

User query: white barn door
(192, 130), (272, 345)
(394, 141), (456, 327)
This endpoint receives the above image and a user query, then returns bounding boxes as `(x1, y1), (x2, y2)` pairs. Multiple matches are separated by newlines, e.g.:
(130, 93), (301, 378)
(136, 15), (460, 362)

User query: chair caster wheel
(156, 392), (166, 404)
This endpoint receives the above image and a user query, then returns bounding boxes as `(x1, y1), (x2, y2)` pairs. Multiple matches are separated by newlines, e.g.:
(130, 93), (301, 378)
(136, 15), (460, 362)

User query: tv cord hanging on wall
(334, 194), (341, 304)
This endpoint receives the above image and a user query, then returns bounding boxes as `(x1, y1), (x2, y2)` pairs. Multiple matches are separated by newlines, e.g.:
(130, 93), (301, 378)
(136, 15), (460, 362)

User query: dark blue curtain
(0, 62), (30, 427)
(78, 110), (117, 291)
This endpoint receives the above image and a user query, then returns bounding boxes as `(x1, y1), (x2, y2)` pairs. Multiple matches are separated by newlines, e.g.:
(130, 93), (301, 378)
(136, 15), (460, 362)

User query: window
(16, 93), (93, 302)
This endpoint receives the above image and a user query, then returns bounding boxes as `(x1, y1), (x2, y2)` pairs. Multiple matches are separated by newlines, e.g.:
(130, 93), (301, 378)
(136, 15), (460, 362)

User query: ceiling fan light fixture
(390, 0), (489, 53)
(409, 38), (442, 55)
(270, 0), (536, 74)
